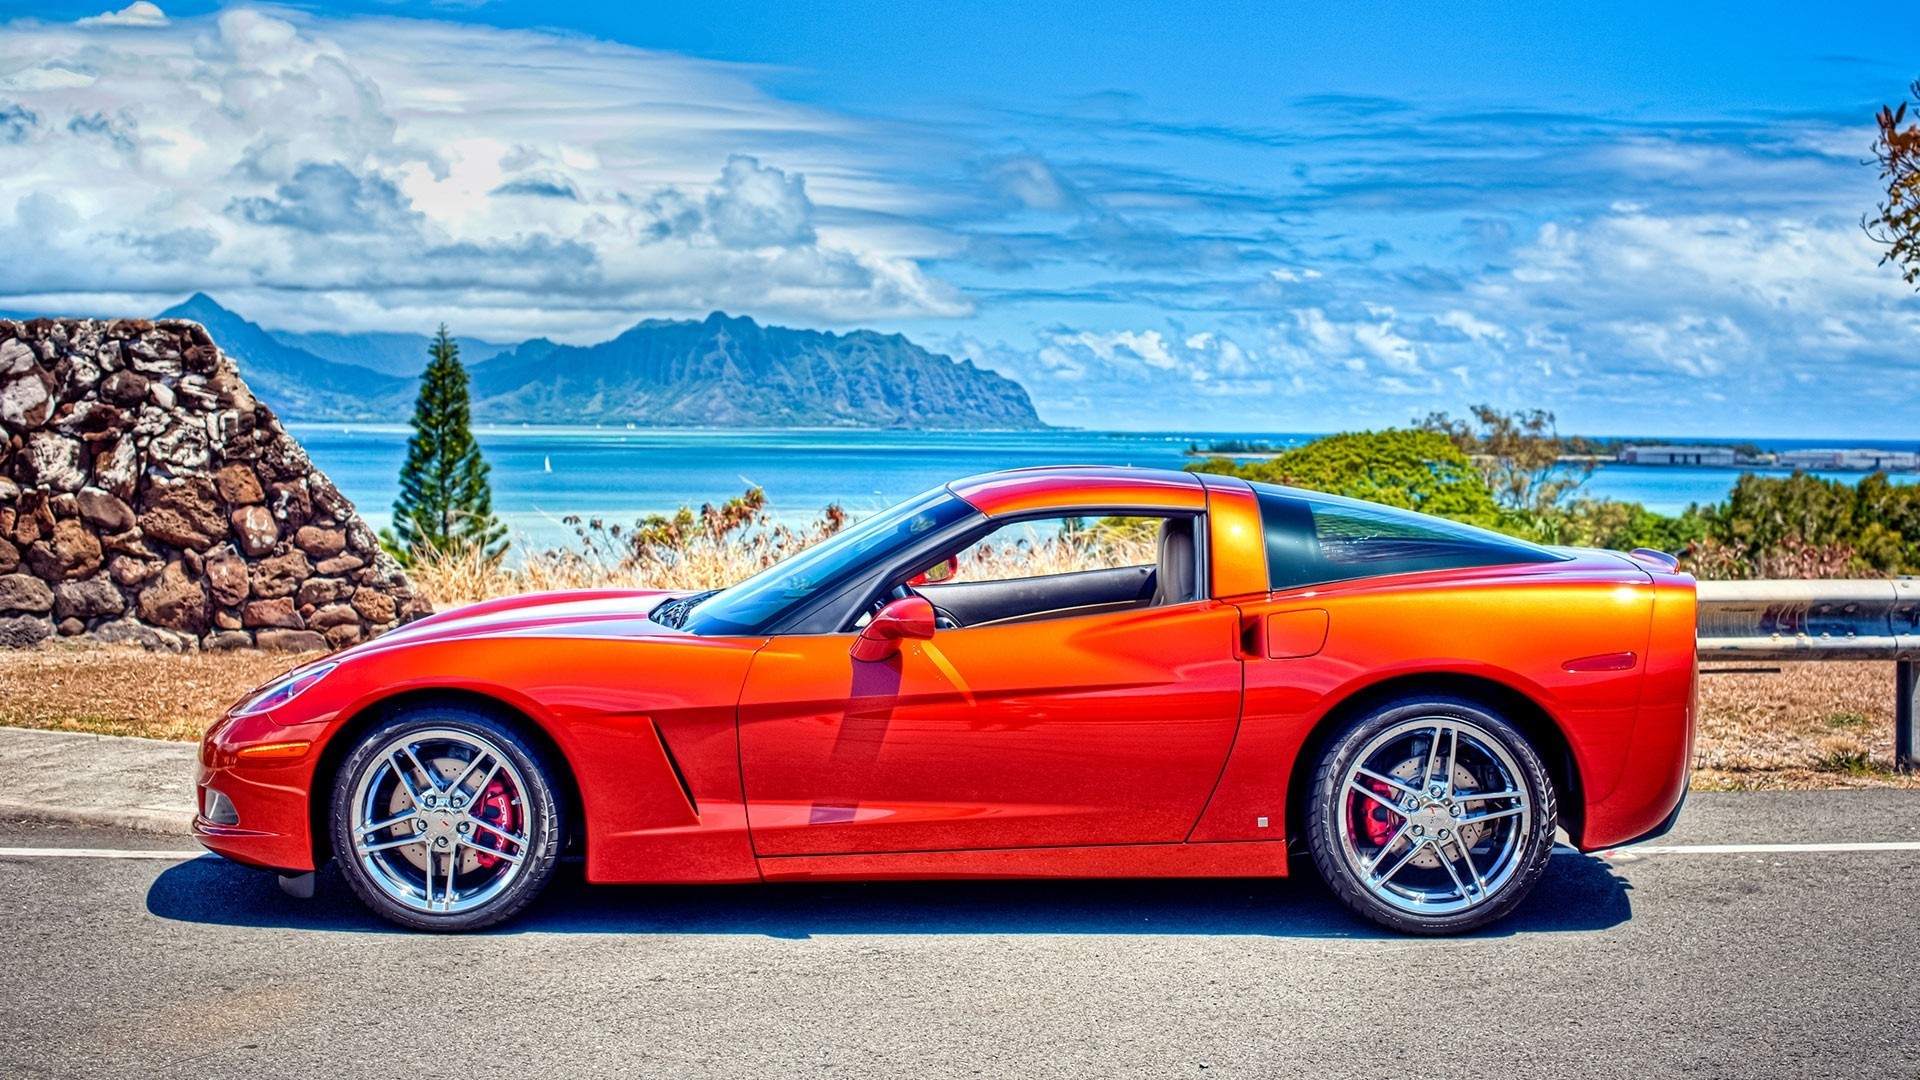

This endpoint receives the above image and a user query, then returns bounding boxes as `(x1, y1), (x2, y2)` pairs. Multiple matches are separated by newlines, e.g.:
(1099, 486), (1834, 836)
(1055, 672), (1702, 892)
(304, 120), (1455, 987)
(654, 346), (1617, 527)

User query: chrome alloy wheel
(349, 727), (534, 916)
(1335, 716), (1532, 918)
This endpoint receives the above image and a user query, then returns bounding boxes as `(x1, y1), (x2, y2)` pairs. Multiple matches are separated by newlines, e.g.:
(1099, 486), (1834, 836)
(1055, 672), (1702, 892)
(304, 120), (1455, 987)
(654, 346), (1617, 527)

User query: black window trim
(768, 504), (1209, 637)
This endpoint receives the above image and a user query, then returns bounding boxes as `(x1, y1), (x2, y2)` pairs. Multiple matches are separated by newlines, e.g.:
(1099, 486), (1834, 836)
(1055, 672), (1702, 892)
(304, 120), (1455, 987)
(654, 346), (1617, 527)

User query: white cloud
(705, 155), (817, 248)
(78, 2), (169, 28)
(0, 6), (966, 340)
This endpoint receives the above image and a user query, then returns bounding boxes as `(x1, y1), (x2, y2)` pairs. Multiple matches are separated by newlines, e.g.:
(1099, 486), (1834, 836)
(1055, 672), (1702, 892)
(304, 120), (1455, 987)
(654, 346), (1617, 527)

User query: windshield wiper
(651, 589), (721, 629)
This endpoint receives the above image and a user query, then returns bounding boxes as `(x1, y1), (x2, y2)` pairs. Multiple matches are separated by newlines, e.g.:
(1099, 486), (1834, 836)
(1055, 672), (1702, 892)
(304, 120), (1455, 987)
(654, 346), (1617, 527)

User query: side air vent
(650, 721), (699, 817)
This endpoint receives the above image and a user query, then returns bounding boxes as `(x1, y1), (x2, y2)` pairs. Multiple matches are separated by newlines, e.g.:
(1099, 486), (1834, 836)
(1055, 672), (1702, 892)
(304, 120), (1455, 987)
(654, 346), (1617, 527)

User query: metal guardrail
(1695, 579), (1919, 770)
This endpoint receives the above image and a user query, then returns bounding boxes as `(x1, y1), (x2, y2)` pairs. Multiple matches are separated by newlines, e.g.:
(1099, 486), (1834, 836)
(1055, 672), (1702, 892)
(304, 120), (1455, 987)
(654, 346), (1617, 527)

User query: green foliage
(1417, 405), (1592, 515)
(1547, 499), (1711, 552)
(1869, 83), (1920, 289)
(1683, 470), (1920, 578)
(1188, 428), (1506, 526)
(384, 325), (506, 565)
(1187, 419), (1920, 580)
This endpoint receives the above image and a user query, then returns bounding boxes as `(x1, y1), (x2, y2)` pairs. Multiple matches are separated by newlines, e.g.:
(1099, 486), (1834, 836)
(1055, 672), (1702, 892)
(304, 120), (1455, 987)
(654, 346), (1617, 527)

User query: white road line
(1, 841), (1915, 863)
(1600, 841), (1920, 857)
(0, 847), (210, 860)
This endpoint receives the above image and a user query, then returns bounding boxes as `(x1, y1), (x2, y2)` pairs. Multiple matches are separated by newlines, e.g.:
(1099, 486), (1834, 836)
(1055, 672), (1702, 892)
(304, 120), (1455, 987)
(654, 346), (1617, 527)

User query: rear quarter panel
(1583, 572), (1697, 848)
(1192, 555), (1662, 847)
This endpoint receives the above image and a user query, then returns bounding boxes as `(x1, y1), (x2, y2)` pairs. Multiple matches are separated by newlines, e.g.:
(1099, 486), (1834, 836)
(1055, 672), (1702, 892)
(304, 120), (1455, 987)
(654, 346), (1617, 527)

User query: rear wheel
(1306, 697), (1556, 935)
(329, 704), (564, 932)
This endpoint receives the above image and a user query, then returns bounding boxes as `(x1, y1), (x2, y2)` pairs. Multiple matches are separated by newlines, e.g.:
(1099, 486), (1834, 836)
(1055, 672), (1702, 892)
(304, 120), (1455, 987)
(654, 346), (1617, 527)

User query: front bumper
(192, 710), (326, 874)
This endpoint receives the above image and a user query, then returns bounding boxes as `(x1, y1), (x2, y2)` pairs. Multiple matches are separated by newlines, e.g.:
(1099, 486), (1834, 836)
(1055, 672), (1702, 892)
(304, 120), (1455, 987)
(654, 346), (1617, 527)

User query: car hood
(341, 588), (693, 656)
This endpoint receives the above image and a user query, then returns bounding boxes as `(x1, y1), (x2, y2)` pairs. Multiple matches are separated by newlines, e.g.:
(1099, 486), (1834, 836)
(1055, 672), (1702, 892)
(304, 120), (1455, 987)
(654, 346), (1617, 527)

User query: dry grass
(406, 489), (846, 609)
(1693, 661), (1918, 790)
(0, 643), (324, 742)
(949, 518), (1159, 583)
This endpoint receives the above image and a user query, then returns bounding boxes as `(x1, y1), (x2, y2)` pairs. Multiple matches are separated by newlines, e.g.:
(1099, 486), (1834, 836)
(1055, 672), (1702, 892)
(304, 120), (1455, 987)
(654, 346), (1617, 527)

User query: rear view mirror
(907, 555), (959, 586)
(852, 596), (936, 662)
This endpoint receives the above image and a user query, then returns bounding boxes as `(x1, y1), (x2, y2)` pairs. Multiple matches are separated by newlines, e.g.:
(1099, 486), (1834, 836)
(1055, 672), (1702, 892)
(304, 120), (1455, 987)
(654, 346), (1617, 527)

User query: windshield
(680, 486), (973, 636)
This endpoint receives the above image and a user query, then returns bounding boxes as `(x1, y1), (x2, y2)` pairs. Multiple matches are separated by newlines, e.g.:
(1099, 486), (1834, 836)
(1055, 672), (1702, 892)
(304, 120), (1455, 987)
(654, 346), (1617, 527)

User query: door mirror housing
(852, 596), (936, 662)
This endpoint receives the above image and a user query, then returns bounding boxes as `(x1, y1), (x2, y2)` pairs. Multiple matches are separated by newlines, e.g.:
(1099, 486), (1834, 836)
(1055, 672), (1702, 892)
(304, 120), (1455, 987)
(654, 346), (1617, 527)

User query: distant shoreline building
(1619, 444), (1738, 467)
(1617, 444), (1918, 472)
(1775, 448), (1920, 472)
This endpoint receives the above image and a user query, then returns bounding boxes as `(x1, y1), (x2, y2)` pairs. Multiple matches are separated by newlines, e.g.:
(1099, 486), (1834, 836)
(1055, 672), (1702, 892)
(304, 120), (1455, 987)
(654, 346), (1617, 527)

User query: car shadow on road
(147, 851), (1632, 939)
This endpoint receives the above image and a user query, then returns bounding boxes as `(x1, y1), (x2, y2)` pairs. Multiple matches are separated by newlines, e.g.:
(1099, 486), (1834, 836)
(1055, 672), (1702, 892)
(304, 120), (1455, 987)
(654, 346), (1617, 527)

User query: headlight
(232, 662), (338, 717)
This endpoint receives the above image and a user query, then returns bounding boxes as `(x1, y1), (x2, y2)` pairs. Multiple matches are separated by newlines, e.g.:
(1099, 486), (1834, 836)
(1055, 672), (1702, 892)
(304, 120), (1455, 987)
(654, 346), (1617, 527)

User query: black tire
(1305, 695), (1557, 935)
(329, 702), (565, 932)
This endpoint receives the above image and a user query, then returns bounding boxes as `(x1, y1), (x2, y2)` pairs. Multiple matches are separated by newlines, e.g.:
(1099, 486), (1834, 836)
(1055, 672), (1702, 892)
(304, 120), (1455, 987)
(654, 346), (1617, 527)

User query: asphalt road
(2, 791), (1916, 1079)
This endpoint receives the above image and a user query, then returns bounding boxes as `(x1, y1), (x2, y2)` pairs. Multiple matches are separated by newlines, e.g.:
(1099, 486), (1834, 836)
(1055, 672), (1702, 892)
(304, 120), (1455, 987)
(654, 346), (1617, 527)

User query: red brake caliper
(1358, 777), (1399, 847)
(470, 776), (519, 869)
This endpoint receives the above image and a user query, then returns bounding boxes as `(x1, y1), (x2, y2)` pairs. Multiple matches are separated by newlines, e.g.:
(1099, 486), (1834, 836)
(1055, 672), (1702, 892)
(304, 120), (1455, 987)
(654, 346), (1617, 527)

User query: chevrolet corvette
(195, 465), (1696, 934)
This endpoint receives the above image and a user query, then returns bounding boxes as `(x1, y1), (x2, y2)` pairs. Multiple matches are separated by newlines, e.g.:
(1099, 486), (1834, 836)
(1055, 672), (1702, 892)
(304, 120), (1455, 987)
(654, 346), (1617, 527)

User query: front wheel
(1306, 697), (1556, 935)
(329, 704), (565, 932)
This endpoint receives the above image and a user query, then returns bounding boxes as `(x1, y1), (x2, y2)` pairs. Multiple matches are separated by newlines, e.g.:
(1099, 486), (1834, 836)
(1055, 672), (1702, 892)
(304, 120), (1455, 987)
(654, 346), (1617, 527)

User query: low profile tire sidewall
(329, 706), (565, 933)
(1306, 697), (1557, 935)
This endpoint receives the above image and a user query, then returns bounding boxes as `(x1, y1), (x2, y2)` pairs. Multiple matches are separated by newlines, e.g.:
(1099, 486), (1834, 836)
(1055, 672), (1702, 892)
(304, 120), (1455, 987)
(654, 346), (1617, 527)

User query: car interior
(895, 514), (1202, 629)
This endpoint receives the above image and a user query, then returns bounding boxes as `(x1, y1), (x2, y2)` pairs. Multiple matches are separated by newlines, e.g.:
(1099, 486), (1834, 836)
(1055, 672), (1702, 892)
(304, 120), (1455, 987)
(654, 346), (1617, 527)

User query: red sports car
(196, 466), (1696, 934)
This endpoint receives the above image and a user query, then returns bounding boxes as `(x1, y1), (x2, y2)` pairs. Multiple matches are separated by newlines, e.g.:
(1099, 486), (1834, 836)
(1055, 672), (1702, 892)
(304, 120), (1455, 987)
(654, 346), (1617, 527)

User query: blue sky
(2, 2), (1917, 435)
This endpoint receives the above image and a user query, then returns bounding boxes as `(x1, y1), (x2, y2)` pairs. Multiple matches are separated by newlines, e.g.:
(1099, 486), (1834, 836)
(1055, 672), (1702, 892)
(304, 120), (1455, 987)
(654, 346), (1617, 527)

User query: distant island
(154, 295), (1045, 430)
(1187, 433), (1919, 474)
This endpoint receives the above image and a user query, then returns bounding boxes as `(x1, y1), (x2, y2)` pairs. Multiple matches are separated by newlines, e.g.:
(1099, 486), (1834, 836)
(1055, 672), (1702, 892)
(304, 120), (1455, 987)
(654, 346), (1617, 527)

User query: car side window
(897, 514), (1200, 629)
(1254, 485), (1563, 591)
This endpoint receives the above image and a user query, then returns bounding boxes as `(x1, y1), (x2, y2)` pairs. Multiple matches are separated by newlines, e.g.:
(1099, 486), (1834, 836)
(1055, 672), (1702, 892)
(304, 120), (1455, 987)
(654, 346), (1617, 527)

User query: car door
(735, 599), (1245, 856)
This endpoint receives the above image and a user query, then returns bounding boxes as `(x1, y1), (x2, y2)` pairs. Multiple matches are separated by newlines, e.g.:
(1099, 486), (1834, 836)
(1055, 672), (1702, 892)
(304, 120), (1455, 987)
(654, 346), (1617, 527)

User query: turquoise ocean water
(289, 424), (1920, 552)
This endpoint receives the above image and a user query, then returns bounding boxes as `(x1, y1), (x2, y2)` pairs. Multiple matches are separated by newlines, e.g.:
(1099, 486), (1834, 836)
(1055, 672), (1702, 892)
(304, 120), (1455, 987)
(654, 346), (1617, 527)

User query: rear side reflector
(1562, 651), (1638, 673)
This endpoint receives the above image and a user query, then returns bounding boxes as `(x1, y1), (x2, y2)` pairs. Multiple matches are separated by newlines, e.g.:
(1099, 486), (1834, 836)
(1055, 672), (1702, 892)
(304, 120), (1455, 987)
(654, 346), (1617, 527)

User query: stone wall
(0, 317), (428, 651)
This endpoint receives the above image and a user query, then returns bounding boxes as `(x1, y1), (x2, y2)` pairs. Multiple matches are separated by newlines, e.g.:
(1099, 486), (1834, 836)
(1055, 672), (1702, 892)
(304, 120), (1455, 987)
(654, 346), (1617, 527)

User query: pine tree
(383, 325), (506, 564)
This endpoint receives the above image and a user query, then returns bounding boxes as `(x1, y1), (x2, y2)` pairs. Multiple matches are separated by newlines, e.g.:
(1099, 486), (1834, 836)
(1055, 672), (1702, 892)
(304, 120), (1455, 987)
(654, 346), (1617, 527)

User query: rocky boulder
(0, 318), (427, 651)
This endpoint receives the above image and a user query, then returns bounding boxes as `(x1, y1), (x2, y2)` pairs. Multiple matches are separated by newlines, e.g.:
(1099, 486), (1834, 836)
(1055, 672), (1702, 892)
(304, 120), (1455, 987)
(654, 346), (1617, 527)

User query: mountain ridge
(467, 310), (1043, 429)
(150, 296), (1043, 429)
(155, 294), (415, 419)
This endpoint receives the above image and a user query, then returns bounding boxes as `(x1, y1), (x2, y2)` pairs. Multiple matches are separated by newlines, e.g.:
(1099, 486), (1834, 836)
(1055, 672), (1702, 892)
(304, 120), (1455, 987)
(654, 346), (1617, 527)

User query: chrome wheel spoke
(1363, 821), (1413, 876)
(1354, 767), (1423, 800)
(1457, 788), (1523, 803)
(388, 752), (427, 806)
(1442, 726), (1461, 796)
(1435, 840), (1472, 902)
(459, 838), (524, 865)
(1346, 779), (1407, 816)
(1456, 836), (1487, 895)
(447, 753), (491, 799)
(1460, 805), (1524, 825)
(357, 835), (424, 856)
(468, 816), (527, 848)
(403, 745), (443, 794)
(360, 809), (418, 837)
(1368, 838), (1428, 893)
(1422, 724), (1445, 786)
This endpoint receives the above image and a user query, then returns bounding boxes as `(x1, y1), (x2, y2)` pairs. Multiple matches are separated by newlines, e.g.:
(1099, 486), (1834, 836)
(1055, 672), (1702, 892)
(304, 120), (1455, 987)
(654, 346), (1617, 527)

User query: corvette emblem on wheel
(193, 466), (1697, 934)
